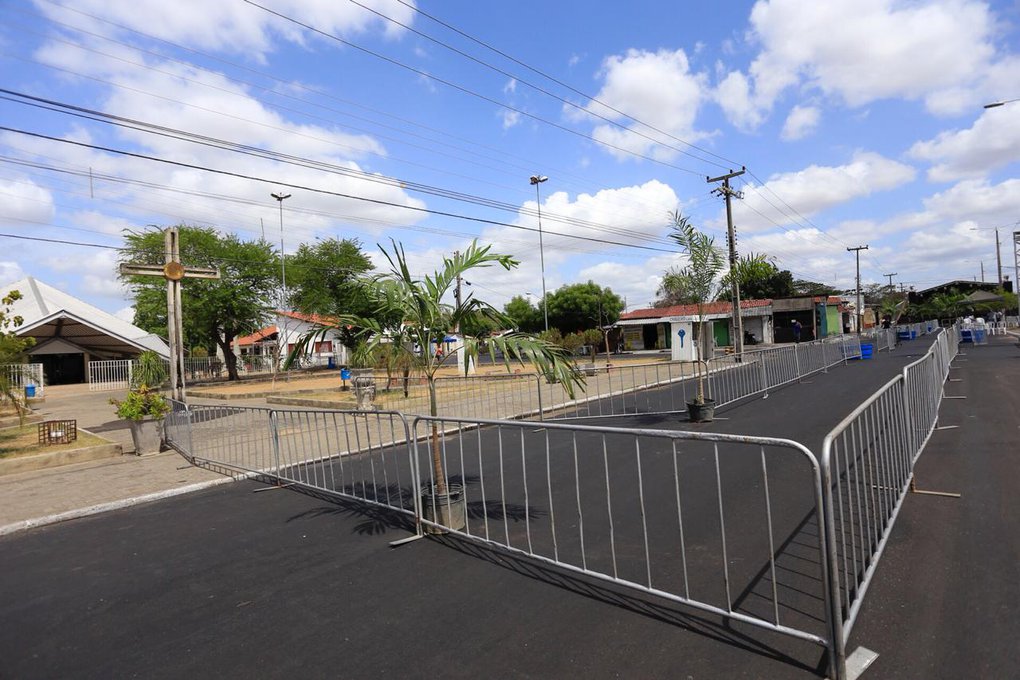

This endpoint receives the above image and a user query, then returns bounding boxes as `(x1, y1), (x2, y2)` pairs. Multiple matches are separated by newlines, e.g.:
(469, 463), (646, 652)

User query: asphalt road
(4, 333), (1008, 680)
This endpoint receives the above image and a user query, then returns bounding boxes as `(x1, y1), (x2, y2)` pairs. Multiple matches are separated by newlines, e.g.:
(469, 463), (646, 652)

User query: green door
(713, 321), (730, 347)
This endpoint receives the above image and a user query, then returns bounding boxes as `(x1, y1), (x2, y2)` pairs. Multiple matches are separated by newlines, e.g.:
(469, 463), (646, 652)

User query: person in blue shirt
(792, 319), (802, 343)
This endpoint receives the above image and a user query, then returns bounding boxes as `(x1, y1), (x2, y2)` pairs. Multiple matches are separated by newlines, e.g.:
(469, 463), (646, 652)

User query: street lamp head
(529, 175), (548, 185)
(270, 192), (292, 201)
(983, 102), (1005, 109)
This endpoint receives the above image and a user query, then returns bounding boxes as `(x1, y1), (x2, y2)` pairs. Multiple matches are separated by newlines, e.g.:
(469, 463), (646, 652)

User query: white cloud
(909, 106), (1020, 182)
(501, 110), (522, 130)
(0, 177), (55, 226)
(569, 49), (710, 161)
(780, 105), (820, 141)
(921, 178), (1020, 225)
(503, 78), (517, 94)
(732, 152), (916, 231)
(0, 262), (27, 287)
(33, 0), (418, 59)
(717, 0), (999, 129)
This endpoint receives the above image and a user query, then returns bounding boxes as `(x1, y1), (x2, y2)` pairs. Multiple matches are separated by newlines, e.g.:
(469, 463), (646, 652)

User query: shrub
(110, 384), (170, 420)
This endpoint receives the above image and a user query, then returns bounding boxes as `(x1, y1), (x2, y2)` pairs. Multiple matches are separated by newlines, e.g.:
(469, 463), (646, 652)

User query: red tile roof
(276, 310), (339, 325)
(619, 299), (772, 321)
(236, 325), (277, 346)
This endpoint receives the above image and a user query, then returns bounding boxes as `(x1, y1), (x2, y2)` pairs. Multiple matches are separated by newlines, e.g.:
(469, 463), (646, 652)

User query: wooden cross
(119, 226), (220, 401)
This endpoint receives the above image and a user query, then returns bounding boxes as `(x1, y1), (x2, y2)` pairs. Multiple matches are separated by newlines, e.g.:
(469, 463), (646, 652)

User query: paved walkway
(0, 385), (223, 531)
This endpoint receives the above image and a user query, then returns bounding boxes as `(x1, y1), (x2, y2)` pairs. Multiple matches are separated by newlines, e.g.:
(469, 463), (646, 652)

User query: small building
(616, 300), (774, 361)
(771, 295), (848, 342)
(2, 276), (169, 385)
(233, 310), (348, 368)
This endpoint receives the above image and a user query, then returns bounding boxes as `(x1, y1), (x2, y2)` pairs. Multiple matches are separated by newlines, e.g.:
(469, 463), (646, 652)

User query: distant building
(771, 295), (849, 341)
(232, 310), (348, 368)
(616, 300), (774, 361)
(2, 276), (169, 385)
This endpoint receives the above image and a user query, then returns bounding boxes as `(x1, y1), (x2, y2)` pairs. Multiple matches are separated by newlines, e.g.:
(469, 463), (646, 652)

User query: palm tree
(291, 239), (583, 504)
(665, 212), (726, 410)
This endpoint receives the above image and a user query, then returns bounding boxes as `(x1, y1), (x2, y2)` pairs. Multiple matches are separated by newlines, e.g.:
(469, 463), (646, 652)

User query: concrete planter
(687, 398), (717, 423)
(421, 484), (466, 534)
(128, 417), (163, 455)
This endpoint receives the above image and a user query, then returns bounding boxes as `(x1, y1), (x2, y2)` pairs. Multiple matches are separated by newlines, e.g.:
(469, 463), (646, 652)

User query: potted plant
(665, 212), (726, 422)
(290, 239), (584, 532)
(110, 383), (171, 454)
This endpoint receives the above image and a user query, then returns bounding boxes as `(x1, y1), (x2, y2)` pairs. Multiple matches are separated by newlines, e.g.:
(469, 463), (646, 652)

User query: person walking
(792, 319), (802, 343)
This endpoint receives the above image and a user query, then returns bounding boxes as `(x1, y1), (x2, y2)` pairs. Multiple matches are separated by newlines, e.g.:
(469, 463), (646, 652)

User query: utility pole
(994, 227), (1002, 286)
(708, 166), (746, 354)
(883, 272), (897, 288)
(1014, 229), (1020, 321)
(848, 245), (869, 335)
(980, 261), (985, 282)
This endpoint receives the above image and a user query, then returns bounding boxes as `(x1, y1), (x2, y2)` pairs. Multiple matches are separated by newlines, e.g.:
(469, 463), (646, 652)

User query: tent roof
(2, 276), (169, 357)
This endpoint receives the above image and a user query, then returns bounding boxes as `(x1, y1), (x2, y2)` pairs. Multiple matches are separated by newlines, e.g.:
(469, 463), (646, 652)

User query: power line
(0, 126), (682, 254)
(345, 0), (732, 170)
(0, 89), (680, 246)
(238, 0), (708, 177)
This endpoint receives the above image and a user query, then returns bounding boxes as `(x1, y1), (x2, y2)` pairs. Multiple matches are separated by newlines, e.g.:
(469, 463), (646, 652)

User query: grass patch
(0, 425), (110, 460)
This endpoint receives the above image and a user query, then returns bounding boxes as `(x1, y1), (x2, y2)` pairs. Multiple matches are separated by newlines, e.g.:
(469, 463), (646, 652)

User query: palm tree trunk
(428, 376), (447, 495)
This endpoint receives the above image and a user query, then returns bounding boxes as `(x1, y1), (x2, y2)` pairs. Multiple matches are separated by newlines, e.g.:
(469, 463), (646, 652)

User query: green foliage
(110, 385), (171, 421)
(718, 254), (795, 301)
(131, 350), (168, 389)
(664, 212), (725, 404)
(120, 225), (279, 380)
(504, 295), (542, 333)
(0, 290), (35, 424)
(545, 282), (624, 335)
(289, 239), (585, 497)
(286, 238), (374, 347)
(792, 279), (840, 297)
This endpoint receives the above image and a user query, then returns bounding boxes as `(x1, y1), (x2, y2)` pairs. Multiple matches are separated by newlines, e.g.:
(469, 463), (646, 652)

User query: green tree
(120, 226), (279, 381)
(792, 279), (840, 297)
(504, 295), (542, 333)
(666, 212), (725, 406)
(718, 254), (795, 301)
(0, 290), (35, 422)
(291, 240), (584, 502)
(286, 237), (374, 348)
(545, 282), (624, 335)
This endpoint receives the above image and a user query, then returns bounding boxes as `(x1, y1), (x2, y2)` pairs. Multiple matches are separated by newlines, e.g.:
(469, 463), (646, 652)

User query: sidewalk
(0, 385), (225, 532)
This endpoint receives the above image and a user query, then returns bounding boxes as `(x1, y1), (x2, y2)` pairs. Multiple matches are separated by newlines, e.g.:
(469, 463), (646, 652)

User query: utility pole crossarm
(119, 263), (221, 280)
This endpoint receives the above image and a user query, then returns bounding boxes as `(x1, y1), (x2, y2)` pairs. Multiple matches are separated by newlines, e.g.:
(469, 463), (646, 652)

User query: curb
(0, 476), (236, 538)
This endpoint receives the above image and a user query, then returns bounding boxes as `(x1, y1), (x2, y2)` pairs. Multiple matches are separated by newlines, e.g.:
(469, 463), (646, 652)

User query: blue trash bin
(860, 343), (873, 360)
(340, 368), (351, 381)
(327, 357), (335, 369)
(24, 384), (36, 398)
(974, 329), (986, 344)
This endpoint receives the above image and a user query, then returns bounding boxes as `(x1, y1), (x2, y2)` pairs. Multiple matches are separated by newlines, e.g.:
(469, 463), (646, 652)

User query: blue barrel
(961, 329), (973, 343)
(898, 330), (911, 341)
(910, 330), (917, 340)
(860, 343), (873, 360)
(24, 384), (36, 398)
(974, 329), (986, 344)
(327, 357), (336, 369)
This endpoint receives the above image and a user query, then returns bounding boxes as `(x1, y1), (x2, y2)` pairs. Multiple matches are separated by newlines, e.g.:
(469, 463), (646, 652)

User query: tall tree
(792, 279), (840, 297)
(120, 226), (279, 380)
(718, 254), (795, 301)
(286, 238), (374, 347)
(504, 295), (542, 333)
(0, 289), (35, 421)
(290, 239), (583, 512)
(545, 282), (624, 334)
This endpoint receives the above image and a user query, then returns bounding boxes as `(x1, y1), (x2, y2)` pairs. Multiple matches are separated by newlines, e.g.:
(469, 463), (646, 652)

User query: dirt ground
(192, 353), (672, 397)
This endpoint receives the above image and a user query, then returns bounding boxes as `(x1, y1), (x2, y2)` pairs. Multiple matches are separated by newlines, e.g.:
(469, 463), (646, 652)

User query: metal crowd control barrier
(410, 414), (842, 674)
(353, 335), (861, 424)
(163, 402), (419, 518)
(820, 326), (959, 678)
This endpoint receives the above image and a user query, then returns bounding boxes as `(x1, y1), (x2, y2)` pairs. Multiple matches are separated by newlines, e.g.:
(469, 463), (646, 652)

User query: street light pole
(271, 191), (291, 367)
(530, 175), (550, 332)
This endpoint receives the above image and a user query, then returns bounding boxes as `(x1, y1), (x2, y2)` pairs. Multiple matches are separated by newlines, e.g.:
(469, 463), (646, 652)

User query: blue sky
(1, 0), (1019, 321)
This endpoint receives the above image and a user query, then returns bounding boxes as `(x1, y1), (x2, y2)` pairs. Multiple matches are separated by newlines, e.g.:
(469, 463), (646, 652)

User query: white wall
(670, 321), (696, 361)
